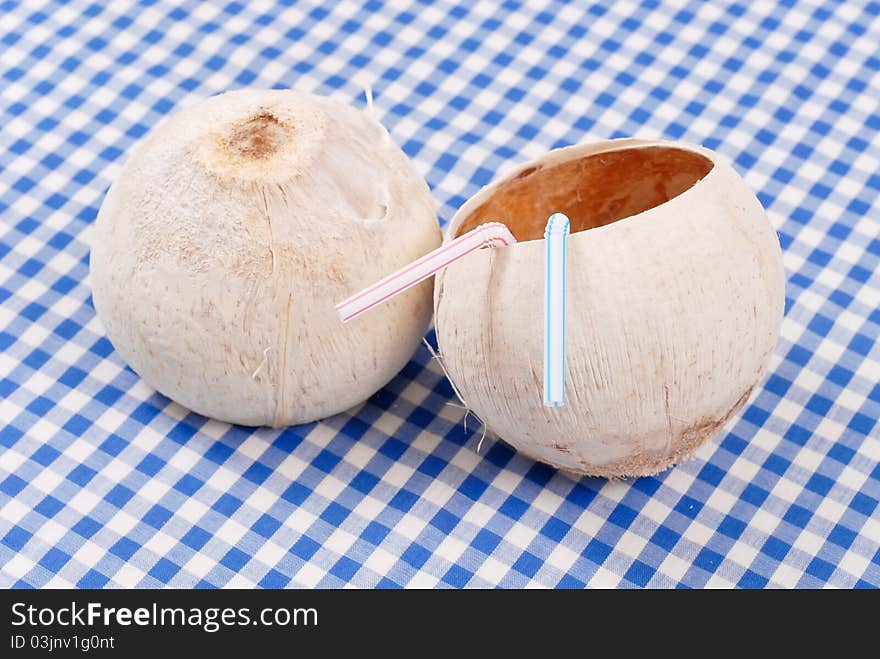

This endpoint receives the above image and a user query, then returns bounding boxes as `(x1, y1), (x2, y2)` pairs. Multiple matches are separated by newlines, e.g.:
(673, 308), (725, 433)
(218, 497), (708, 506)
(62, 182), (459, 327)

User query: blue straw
(544, 212), (569, 407)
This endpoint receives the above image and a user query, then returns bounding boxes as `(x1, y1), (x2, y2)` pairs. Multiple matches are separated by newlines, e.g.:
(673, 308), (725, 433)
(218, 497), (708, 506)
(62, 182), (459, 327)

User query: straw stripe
(336, 222), (517, 323)
(544, 213), (570, 407)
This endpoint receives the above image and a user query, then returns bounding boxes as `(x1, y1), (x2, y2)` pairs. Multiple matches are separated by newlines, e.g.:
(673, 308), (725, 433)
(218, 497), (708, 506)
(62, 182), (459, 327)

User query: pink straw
(336, 222), (517, 323)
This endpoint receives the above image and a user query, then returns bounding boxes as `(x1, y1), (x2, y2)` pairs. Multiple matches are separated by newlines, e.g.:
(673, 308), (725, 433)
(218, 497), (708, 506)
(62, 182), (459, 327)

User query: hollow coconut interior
(454, 146), (714, 241)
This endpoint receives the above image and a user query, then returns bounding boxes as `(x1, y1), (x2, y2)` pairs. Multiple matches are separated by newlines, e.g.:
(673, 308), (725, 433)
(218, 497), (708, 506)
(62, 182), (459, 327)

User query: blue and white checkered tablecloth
(1, 0), (879, 589)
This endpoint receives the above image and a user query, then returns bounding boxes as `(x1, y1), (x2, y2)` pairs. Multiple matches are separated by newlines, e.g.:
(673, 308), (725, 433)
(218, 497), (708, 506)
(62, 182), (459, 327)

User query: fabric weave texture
(1, 0), (879, 588)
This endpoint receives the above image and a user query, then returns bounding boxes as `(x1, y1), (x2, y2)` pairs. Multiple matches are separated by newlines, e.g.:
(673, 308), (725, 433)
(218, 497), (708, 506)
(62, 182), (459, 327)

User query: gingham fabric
(1, 0), (879, 590)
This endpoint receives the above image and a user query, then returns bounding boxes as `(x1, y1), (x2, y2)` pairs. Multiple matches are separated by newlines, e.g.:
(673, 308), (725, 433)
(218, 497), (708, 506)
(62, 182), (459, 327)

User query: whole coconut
(90, 89), (441, 427)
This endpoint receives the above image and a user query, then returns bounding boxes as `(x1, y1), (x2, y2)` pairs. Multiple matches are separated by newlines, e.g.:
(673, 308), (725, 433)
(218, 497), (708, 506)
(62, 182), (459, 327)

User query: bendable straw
(544, 213), (569, 407)
(336, 222), (517, 323)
